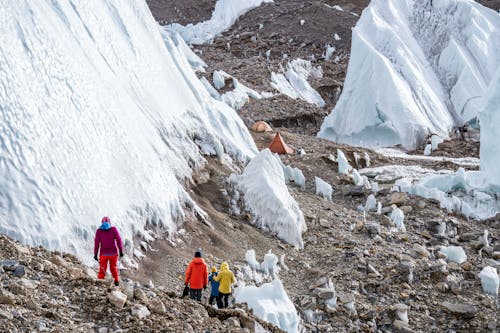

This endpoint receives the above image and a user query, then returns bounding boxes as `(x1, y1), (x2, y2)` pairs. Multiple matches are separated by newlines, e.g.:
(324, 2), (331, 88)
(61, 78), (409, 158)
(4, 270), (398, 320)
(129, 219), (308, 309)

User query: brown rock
(441, 301), (477, 318)
(390, 192), (408, 205)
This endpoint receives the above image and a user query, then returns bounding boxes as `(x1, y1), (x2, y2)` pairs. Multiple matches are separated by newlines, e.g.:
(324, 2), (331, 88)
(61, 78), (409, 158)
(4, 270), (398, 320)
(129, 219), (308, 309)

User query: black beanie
(194, 250), (202, 258)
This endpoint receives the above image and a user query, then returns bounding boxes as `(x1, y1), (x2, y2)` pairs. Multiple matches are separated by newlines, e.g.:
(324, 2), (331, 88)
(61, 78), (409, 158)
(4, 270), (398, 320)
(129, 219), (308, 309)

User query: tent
(251, 121), (273, 133)
(268, 133), (294, 154)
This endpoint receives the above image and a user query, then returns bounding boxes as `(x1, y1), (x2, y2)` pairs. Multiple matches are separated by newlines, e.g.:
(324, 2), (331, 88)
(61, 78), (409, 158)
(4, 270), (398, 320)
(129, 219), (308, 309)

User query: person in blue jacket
(208, 267), (222, 308)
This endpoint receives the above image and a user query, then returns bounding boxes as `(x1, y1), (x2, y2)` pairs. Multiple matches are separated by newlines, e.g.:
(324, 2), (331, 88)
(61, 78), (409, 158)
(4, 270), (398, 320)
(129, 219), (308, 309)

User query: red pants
(98, 255), (119, 282)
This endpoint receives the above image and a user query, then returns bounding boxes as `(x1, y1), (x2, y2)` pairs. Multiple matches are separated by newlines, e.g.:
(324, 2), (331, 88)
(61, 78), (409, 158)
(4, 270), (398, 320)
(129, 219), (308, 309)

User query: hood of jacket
(220, 262), (229, 271)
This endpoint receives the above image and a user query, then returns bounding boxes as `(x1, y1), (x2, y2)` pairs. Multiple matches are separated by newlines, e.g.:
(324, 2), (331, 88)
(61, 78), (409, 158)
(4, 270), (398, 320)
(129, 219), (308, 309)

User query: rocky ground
(0, 234), (285, 332)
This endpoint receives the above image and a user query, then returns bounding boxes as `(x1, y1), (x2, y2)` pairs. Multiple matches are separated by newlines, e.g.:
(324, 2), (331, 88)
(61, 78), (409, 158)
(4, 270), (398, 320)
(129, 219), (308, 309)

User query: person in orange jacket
(185, 250), (208, 301)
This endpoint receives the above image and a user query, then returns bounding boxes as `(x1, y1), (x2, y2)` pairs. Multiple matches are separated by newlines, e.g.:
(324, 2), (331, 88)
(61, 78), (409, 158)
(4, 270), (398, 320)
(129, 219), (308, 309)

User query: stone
(225, 317), (241, 327)
(314, 287), (335, 300)
(380, 215), (394, 227)
(50, 255), (68, 267)
(68, 267), (83, 279)
(492, 251), (500, 260)
(108, 290), (127, 309)
(310, 277), (328, 289)
(390, 192), (408, 205)
(393, 319), (409, 330)
(0, 288), (16, 305)
(97, 328), (108, 333)
(0, 260), (18, 271)
(148, 298), (166, 314)
(400, 206), (413, 214)
(441, 301), (477, 318)
(131, 304), (150, 319)
(319, 219), (331, 228)
(19, 278), (39, 289)
(134, 288), (148, 302)
(0, 309), (13, 320)
(412, 244), (430, 258)
(13, 265), (26, 277)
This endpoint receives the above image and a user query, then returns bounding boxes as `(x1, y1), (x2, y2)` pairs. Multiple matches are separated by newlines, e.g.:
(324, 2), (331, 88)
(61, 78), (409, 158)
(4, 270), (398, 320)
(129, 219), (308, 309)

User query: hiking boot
(114, 281), (119, 287)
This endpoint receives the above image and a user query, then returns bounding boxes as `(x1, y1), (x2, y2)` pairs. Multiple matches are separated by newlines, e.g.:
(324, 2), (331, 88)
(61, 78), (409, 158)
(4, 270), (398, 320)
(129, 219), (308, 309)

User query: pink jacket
(94, 226), (123, 256)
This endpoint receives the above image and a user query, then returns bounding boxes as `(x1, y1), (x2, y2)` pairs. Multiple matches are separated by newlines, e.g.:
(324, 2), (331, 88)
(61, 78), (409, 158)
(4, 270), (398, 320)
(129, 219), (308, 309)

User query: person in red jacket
(185, 250), (208, 301)
(94, 216), (123, 286)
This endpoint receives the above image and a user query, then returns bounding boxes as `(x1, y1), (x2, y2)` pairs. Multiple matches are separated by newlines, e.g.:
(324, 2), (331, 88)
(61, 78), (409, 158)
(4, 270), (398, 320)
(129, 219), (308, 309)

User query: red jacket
(185, 257), (208, 289)
(94, 226), (123, 256)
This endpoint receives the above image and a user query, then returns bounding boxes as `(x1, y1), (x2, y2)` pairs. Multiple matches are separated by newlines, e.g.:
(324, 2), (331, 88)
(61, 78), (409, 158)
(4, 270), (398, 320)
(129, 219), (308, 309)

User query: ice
(324, 45), (336, 61)
(213, 70), (231, 89)
(234, 279), (300, 333)
(230, 149), (306, 248)
(390, 206), (406, 232)
(337, 149), (352, 175)
(200, 77), (221, 101)
(334, 33), (341, 41)
(167, 0), (274, 45)
(364, 152), (371, 167)
(480, 69), (500, 187)
(315, 177), (333, 201)
(274, 154), (305, 188)
(478, 266), (499, 296)
(424, 144), (432, 156)
(431, 135), (444, 150)
(245, 249), (261, 270)
(271, 59), (325, 107)
(364, 194), (377, 212)
(300, 19), (305, 26)
(261, 251), (279, 276)
(318, 0), (500, 149)
(333, 5), (344, 12)
(0, 0), (257, 263)
(439, 246), (467, 264)
(221, 78), (262, 111)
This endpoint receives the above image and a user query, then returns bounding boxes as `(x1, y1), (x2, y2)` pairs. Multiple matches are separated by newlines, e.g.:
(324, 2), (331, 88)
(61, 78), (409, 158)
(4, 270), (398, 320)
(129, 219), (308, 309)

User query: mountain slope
(0, 0), (256, 262)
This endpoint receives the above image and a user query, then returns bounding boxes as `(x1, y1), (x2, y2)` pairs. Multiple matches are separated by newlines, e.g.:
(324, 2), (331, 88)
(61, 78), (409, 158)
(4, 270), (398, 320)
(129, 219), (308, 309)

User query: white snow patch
(337, 149), (352, 175)
(230, 149), (306, 248)
(167, 0), (274, 45)
(234, 279), (300, 333)
(0, 0), (256, 262)
(318, 0), (500, 149)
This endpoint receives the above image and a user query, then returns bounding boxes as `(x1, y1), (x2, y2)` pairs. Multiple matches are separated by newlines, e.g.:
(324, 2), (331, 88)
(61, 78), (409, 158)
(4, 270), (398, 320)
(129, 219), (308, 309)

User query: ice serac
(230, 149), (306, 248)
(480, 69), (500, 187)
(319, 0), (500, 149)
(167, 0), (274, 45)
(0, 0), (256, 262)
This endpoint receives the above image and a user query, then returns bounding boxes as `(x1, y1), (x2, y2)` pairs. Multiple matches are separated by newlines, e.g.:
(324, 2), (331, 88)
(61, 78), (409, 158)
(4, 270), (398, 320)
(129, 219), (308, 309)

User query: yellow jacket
(213, 262), (236, 294)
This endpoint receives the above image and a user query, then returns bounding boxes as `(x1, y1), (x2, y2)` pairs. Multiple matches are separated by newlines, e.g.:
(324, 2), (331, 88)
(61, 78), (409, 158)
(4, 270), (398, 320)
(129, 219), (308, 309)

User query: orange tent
(268, 133), (294, 154)
(251, 121), (273, 133)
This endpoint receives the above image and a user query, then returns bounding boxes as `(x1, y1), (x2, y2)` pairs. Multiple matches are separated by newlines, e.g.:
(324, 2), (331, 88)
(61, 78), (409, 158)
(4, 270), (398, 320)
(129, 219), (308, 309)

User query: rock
(131, 304), (150, 319)
(367, 264), (381, 277)
(416, 200), (426, 209)
(346, 186), (366, 197)
(35, 320), (47, 331)
(314, 287), (335, 300)
(97, 328), (108, 333)
(393, 319), (409, 330)
(393, 303), (409, 323)
(427, 220), (446, 236)
(0, 309), (13, 320)
(412, 244), (430, 258)
(225, 317), (241, 327)
(0, 288), (16, 305)
(492, 251), (500, 260)
(19, 278), (39, 289)
(441, 301), (477, 318)
(148, 298), (166, 314)
(50, 255), (68, 267)
(380, 215), (395, 228)
(108, 290), (127, 309)
(436, 282), (449, 293)
(310, 277), (328, 289)
(183, 323), (194, 332)
(390, 192), (408, 205)
(364, 223), (380, 236)
(319, 219), (331, 228)
(400, 206), (413, 214)
(134, 288), (148, 302)
(0, 260), (18, 271)
(68, 267), (83, 279)
(13, 265), (25, 277)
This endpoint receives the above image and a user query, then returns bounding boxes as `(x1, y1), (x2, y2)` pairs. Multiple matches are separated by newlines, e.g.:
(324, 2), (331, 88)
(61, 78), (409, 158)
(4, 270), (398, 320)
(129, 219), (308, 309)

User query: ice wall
(319, 0), (500, 149)
(0, 0), (256, 262)
(480, 69), (500, 187)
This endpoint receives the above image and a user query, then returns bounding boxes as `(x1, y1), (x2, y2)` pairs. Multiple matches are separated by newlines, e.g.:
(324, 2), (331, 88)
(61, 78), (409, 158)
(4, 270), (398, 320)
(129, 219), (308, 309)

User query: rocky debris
(0, 234), (283, 333)
(441, 301), (477, 319)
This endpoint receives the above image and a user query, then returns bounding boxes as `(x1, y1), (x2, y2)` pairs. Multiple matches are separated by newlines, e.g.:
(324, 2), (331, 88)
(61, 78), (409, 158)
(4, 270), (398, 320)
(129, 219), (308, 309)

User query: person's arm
(114, 228), (123, 255)
(213, 272), (221, 282)
(185, 262), (192, 285)
(204, 266), (208, 288)
(94, 230), (100, 257)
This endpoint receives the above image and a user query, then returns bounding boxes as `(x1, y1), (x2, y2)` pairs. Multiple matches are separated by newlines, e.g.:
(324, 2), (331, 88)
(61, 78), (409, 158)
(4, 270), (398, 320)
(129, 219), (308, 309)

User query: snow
(480, 69), (500, 187)
(424, 144), (432, 156)
(234, 279), (300, 333)
(375, 148), (479, 168)
(431, 135), (444, 150)
(0, 0), (257, 263)
(439, 246), (467, 264)
(334, 33), (341, 41)
(271, 59), (325, 107)
(315, 177), (333, 201)
(318, 0), (500, 149)
(230, 149), (306, 248)
(478, 266), (499, 296)
(200, 77), (222, 101)
(213, 70), (231, 89)
(245, 249), (261, 270)
(324, 45), (336, 61)
(364, 194), (377, 212)
(166, 0), (274, 45)
(337, 149), (352, 175)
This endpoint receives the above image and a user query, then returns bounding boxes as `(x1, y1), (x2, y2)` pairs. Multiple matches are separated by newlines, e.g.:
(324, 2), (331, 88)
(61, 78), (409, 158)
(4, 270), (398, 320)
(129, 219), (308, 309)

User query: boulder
(108, 290), (127, 309)
(13, 265), (26, 277)
(441, 301), (477, 318)
(131, 304), (150, 319)
(390, 192), (408, 205)
(148, 298), (166, 314)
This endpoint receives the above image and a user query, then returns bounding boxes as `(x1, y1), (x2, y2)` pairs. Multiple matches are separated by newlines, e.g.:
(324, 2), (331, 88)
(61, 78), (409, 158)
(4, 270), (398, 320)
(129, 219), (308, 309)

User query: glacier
(319, 0), (500, 149)
(0, 0), (257, 263)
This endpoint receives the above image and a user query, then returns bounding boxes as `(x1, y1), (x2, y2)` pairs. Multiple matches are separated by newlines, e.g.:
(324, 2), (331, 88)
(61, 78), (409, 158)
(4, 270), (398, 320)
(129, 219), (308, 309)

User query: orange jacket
(185, 257), (208, 289)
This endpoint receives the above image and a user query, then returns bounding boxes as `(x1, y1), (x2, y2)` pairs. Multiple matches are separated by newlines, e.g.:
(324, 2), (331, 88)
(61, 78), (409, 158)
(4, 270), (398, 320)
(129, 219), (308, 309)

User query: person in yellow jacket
(213, 262), (236, 308)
